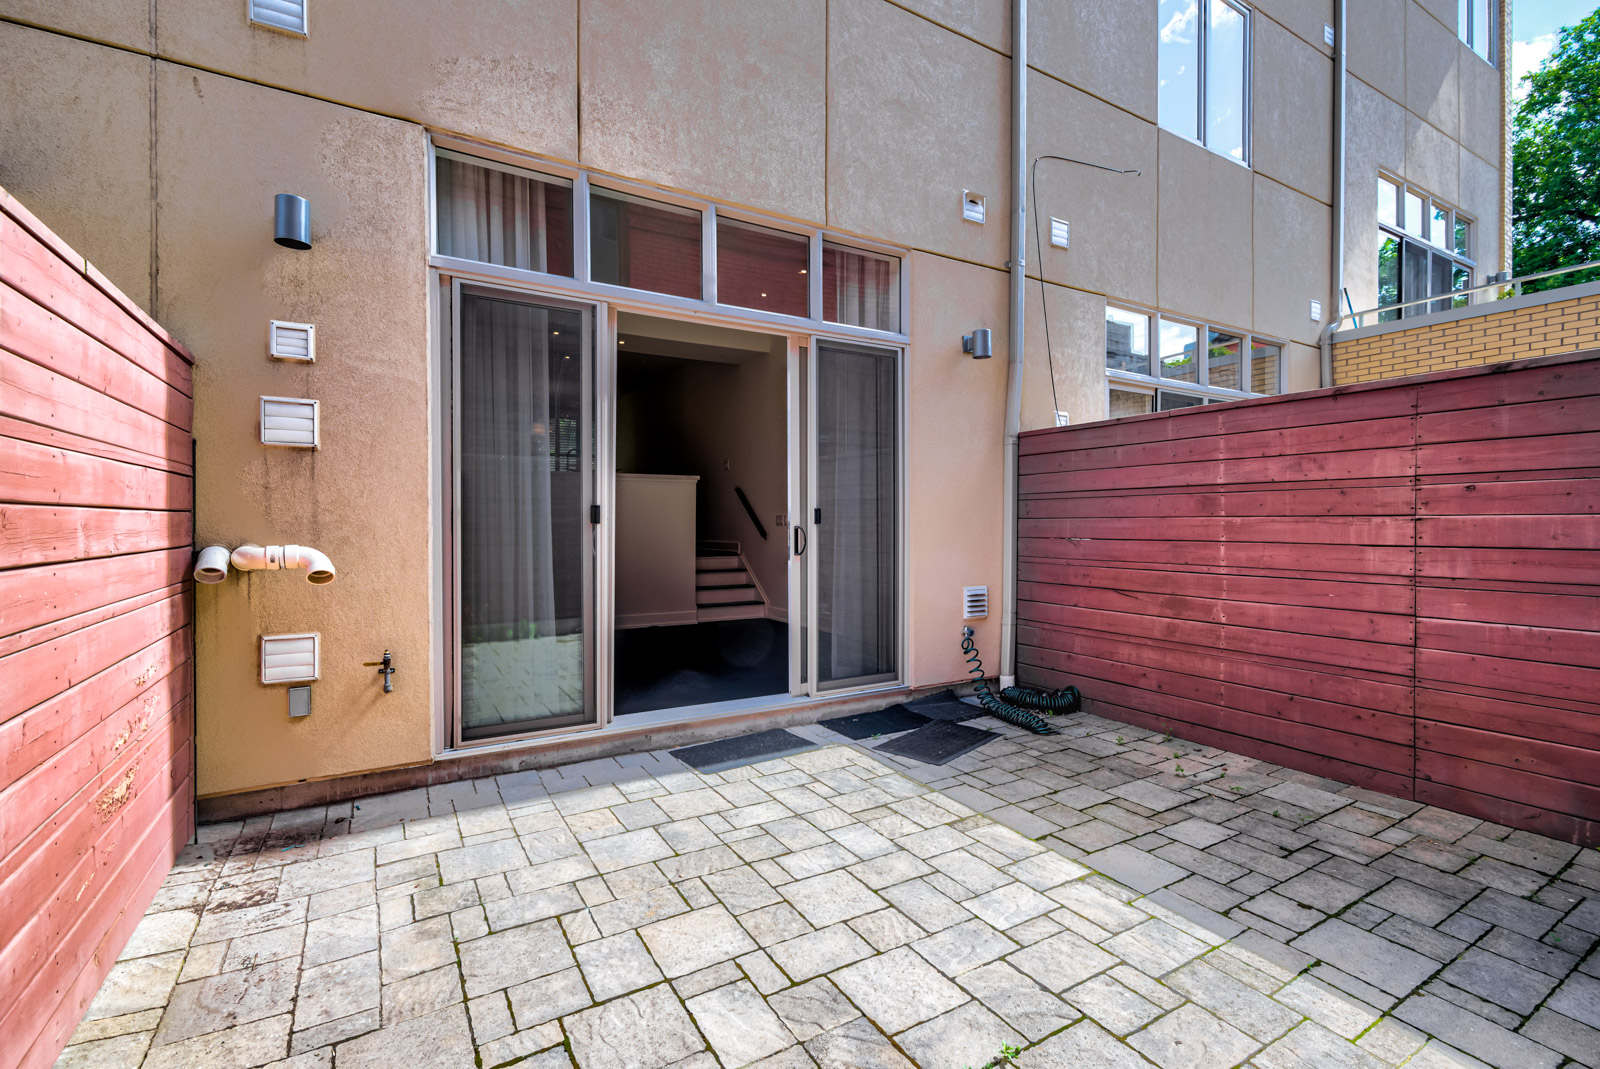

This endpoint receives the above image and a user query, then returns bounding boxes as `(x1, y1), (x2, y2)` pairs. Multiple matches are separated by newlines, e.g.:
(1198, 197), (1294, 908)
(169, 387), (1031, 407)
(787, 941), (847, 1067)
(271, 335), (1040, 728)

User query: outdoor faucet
(363, 650), (395, 693)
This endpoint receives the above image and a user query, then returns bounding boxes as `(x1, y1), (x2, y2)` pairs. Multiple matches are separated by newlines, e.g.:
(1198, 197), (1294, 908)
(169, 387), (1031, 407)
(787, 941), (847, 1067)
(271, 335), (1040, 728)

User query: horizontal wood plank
(0, 504), (191, 569)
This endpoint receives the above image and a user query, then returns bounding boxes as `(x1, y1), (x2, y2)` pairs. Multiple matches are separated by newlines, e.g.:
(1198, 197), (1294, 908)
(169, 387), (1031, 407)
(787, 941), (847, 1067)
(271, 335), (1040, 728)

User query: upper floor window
(1458, 0), (1497, 63)
(1104, 304), (1280, 417)
(1377, 175), (1474, 321)
(1158, 0), (1251, 164)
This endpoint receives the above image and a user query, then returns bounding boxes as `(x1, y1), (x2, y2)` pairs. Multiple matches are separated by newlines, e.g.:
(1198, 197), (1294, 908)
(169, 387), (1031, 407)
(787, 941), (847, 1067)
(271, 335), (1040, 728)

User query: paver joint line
(60, 718), (1596, 1069)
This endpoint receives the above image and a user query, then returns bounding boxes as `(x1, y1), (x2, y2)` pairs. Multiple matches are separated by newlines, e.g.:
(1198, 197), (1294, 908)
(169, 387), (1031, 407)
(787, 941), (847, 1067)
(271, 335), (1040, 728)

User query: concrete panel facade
(0, 0), (1506, 801)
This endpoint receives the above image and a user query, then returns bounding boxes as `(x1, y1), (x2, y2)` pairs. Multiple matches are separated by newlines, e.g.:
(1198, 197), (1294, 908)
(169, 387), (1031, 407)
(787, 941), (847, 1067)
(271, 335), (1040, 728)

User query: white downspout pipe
(1322, 0), (1347, 387)
(230, 544), (338, 585)
(1000, 0), (1027, 690)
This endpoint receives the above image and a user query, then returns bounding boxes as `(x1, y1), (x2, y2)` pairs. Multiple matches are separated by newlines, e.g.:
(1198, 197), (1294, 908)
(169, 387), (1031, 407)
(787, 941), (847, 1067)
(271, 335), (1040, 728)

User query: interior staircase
(695, 542), (767, 622)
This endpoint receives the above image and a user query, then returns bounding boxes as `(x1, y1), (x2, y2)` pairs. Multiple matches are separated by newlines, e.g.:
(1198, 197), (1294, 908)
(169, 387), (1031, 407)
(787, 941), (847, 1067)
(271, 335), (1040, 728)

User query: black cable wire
(1029, 155), (1142, 420)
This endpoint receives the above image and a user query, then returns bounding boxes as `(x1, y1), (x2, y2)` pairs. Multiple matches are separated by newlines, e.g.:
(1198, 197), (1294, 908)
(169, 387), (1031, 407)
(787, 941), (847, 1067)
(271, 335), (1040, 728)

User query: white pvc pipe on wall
(230, 544), (338, 584)
(194, 545), (232, 584)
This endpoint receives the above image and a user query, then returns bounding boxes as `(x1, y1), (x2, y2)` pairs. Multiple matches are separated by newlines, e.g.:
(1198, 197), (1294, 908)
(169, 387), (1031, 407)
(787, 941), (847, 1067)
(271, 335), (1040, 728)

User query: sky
(1513, 0), (1600, 97)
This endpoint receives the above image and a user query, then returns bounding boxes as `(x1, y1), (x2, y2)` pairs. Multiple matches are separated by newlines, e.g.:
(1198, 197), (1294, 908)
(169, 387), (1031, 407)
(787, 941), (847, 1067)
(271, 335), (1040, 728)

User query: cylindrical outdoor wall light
(963, 328), (993, 359)
(274, 194), (312, 250)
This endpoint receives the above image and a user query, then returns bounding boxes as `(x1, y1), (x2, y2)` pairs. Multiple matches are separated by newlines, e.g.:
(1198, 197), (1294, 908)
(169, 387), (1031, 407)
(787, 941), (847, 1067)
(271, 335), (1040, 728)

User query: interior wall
(616, 338), (789, 614)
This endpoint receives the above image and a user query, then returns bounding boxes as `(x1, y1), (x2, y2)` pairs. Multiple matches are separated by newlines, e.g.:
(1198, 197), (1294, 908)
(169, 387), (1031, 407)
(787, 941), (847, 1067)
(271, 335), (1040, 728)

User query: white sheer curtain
(826, 244), (900, 333)
(816, 343), (898, 686)
(437, 156), (550, 272)
(459, 294), (587, 734)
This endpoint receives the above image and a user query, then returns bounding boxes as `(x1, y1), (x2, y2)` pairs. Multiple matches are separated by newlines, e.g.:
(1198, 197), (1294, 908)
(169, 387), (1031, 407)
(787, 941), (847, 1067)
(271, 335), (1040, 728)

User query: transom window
(431, 147), (905, 336)
(1158, 0), (1251, 164)
(1105, 304), (1280, 418)
(1377, 175), (1475, 321)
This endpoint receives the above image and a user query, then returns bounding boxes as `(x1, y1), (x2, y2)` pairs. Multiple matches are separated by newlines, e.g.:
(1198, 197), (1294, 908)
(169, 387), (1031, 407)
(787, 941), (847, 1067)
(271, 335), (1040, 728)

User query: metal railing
(1332, 259), (1600, 333)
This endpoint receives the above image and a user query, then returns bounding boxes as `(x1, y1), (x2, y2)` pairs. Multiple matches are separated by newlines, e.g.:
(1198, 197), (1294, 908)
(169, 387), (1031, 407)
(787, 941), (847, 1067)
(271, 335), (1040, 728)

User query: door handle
(793, 525), (807, 556)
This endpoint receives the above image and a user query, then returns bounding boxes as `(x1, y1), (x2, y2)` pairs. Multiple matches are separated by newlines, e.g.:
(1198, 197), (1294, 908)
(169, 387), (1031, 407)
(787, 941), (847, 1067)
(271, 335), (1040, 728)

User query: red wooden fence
(1018, 351), (1600, 846)
(0, 186), (196, 1069)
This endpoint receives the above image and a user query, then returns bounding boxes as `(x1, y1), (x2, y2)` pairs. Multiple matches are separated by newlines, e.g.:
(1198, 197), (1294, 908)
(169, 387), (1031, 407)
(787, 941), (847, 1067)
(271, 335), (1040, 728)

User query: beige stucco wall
(0, 0), (1505, 797)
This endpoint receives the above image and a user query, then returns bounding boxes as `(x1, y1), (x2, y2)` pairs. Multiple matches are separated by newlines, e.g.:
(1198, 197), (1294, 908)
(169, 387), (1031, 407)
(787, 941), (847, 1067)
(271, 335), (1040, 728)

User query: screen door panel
(810, 340), (899, 691)
(457, 290), (594, 739)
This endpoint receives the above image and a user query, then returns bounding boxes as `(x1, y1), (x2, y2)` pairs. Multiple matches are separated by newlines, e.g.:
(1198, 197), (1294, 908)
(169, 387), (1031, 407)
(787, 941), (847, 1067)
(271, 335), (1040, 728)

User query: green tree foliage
(1514, 10), (1600, 292)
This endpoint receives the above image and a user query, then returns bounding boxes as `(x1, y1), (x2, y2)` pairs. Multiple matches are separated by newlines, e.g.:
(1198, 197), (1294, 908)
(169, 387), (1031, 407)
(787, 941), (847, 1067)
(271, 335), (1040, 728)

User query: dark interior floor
(614, 618), (789, 715)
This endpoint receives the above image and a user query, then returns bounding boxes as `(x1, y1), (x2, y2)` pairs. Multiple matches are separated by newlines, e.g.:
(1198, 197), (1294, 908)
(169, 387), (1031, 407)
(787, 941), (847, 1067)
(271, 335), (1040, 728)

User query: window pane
(1430, 205), (1450, 249)
(1452, 265), (1471, 308)
(1378, 234), (1402, 322)
(1105, 307), (1151, 374)
(1471, 0), (1492, 59)
(1158, 0), (1201, 140)
(1158, 390), (1204, 411)
(1250, 340), (1281, 394)
(1206, 330), (1242, 389)
(435, 153), (573, 276)
(823, 242), (900, 332)
(1159, 319), (1199, 383)
(1206, 0), (1248, 162)
(1403, 240), (1430, 317)
(1430, 253), (1455, 314)
(1378, 179), (1398, 227)
(1454, 217), (1471, 258)
(1110, 389), (1154, 419)
(590, 188), (702, 299)
(717, 217), (808, 317)
(1403, 191), (1424, 237)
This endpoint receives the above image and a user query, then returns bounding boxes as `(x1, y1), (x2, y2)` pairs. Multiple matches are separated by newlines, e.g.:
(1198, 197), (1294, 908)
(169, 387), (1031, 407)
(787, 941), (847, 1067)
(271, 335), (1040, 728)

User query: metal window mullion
(574, 172), (592, 284)
(1197, 0), (1208, 148)
(702, 204), (717, 306)
(808, 234), (824, 320)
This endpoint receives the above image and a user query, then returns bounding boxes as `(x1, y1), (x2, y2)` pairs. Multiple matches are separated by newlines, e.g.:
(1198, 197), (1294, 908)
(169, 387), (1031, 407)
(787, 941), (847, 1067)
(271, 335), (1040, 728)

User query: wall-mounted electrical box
(288, 686), (312, 718)
(962, 191), (987, 224)
(269, 320), (315, 362)
(963, 586), (989, 619)
(261, 396), (320, 448)
(250, 0), (308, 36)
(262, 632), (320, 683)
(1049, 218), (1070, 249)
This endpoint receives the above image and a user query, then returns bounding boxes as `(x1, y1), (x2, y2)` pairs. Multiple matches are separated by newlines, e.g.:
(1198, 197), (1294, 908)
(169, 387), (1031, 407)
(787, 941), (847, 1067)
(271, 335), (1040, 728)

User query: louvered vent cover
(262, 633), (320, 684)
(1050, 217), (1070, 248)
(261, 396), (319, 447)
(269, 320), (315, 361)
(963, 586), (989, 619)
(249, 0), (307, 35)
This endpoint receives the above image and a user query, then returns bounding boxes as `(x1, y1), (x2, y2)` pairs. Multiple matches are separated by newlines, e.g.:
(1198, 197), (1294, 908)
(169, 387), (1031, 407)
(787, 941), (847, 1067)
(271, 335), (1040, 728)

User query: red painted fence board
(0, 185), (195, 1069)
(1018, 350), (1600, 846)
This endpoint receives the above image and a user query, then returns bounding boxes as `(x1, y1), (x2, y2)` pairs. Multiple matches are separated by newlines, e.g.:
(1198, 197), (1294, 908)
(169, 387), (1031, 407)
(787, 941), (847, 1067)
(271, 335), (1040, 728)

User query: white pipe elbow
(194, 545), (231, 584)
(229, 544), (336, 584)
(284, 544), (337, 585)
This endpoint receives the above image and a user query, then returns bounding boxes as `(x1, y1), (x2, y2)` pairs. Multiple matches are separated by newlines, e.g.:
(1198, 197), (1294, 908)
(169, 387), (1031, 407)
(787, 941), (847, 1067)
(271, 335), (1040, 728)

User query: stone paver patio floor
(59, 709), (1600, 1069)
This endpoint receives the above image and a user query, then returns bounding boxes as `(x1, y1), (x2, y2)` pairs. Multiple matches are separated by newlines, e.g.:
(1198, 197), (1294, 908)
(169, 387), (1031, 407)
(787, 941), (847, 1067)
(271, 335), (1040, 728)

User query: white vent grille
(962, 191), (986, 224)
(262, 633), (319, 684)
(963, 586), (989, 619)
(249, 0), (307, 35)
(1050, 218), (1071, 248)
(261, 396), (319, 448)
(269, 321), (315, 362)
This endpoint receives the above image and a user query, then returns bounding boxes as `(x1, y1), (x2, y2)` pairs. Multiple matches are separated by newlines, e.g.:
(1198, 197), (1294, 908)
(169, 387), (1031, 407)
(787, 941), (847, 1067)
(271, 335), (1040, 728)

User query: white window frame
(427, 136), (909, 347)
(1158, 0), (1254, 167)
(1103, 303), (1281, 416)
(1377, 173), (1476, 320)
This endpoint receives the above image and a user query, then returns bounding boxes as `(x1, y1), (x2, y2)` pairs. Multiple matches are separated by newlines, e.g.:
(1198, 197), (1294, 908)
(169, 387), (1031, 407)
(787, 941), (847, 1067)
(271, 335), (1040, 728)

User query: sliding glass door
(805, 339), (901, 692)
(454, 286), (596, 741)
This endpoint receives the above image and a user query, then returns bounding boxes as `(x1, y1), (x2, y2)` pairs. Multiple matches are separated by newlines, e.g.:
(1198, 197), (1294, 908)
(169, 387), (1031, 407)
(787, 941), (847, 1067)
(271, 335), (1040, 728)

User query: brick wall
(1332, 283), (1600, 386)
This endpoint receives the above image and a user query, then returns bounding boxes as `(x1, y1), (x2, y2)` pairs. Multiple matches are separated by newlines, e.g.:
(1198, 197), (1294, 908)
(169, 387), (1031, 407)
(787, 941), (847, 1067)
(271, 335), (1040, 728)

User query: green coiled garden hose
(1000, 684), (1081, 713)
(962, 628), (1059, 735)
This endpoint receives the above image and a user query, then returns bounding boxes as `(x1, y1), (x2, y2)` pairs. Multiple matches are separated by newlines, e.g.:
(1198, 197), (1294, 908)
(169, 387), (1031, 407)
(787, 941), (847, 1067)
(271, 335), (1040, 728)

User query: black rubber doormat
(905, 691), (984, 722)
(874, 720), (999, 765)
(670, 728), (819, 774)
(819, 705), (931, 740)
